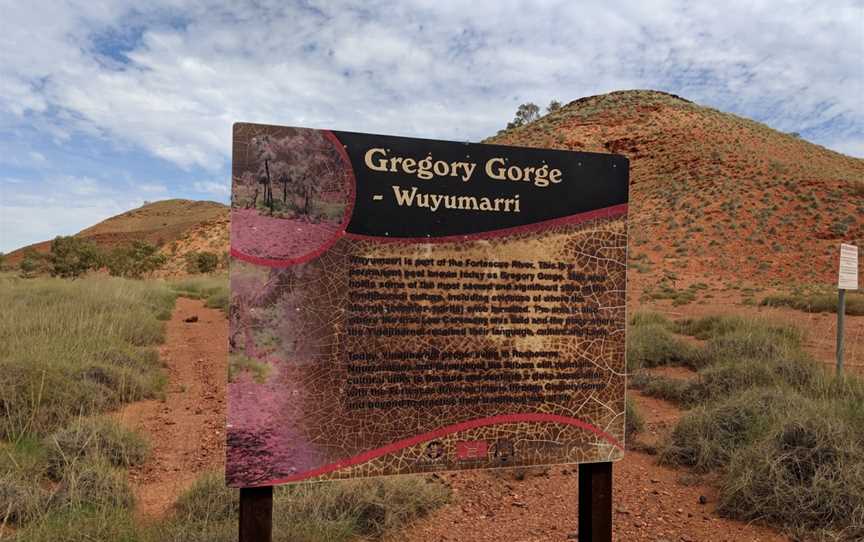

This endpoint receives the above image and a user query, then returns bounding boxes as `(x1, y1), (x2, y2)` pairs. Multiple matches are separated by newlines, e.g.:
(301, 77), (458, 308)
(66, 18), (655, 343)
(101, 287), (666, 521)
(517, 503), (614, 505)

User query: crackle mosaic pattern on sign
(227, 214), (626, 487)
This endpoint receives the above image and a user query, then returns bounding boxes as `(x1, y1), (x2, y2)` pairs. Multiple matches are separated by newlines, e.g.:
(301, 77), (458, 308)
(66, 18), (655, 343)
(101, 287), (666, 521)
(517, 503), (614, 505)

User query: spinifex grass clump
(46, 417), (149, 476)
(660, 387), (796, 471)
(0, 275), (174, 440)
(626, 312), (698, 371)
(720, 401), (864, 539)
(624, 396), (644, 444)
(645, 313), (864, 537)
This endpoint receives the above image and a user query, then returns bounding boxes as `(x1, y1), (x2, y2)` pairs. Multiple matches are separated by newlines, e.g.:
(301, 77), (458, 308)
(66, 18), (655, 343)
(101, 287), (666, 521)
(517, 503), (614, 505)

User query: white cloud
(193, 180), (229, 196)
(1, 0), (861, 169)
(827, 139), (864, 159)
(140, 182), (168, 193)
(0, 175), (158, 252)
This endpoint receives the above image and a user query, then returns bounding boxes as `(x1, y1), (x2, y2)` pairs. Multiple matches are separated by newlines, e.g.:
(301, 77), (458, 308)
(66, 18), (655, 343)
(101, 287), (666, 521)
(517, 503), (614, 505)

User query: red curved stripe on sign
(345, 203), (627, 244)
(251, 413), (623, 487)
(231, 204), (628, 267)
(230, 235), (346, 267)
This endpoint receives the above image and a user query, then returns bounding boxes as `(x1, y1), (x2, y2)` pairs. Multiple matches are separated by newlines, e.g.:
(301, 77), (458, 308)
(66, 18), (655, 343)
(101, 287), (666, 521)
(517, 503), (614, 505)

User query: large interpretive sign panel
(227, 123), (629, 487)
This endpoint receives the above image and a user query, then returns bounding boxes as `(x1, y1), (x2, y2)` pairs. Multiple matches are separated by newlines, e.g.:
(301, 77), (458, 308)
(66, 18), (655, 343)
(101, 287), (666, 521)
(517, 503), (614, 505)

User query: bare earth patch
(384, 453), (787, 542)
(114, 297), (227, 518)
(386, 388), (789, 542)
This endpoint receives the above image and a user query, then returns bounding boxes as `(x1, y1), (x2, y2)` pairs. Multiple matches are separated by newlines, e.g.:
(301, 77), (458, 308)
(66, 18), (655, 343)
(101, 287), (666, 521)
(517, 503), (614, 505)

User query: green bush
(185, 251), (220, 274)
(48, 236), (101, 279)
(19, 249), (50, 278)
(105, 241), (167, 279)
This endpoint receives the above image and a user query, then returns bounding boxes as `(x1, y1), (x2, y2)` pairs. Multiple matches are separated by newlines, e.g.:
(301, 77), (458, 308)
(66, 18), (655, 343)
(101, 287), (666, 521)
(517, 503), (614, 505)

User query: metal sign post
(836, 244), (859, 376)
(837, 289), (846, 376)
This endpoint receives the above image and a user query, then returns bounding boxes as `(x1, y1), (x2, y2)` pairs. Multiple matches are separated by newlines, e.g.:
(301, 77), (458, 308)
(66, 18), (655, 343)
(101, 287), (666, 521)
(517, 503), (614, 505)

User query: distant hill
(8, 91), (862, 283)
(6, 199), (228, 273)
(487, 90), (864, 291)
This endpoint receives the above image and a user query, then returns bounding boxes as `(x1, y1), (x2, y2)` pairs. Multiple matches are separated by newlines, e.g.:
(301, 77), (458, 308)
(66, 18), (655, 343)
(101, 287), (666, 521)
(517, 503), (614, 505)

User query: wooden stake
(579, 462), (613, 542)
(239, 486), (273, 542)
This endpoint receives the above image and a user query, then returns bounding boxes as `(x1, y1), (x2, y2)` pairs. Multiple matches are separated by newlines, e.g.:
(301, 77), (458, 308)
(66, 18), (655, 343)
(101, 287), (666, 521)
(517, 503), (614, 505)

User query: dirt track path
(115, 297), (227, 518)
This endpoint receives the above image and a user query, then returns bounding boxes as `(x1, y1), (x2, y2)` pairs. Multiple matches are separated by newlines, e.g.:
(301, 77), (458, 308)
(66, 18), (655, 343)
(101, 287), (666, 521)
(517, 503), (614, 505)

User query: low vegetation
(0, 274), (174, 439)
(629, 311), (864, 538)
(626, 312), (697, 371)
(184, 251), (221, 274)
(169, 274), (229, 313)
(8, 470), (450, 542)
(149, 472), (450, 542)
(761, 289), (864, 316)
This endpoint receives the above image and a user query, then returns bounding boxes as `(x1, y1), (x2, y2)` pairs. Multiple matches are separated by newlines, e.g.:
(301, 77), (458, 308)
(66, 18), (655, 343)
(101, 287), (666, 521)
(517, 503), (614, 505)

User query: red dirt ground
(385, 390), (788, 542)
(114, 297), (227, 518)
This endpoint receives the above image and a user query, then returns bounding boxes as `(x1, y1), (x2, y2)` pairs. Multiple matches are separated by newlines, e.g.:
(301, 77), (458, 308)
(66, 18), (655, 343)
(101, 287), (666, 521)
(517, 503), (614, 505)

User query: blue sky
(1, 0), (862, 252)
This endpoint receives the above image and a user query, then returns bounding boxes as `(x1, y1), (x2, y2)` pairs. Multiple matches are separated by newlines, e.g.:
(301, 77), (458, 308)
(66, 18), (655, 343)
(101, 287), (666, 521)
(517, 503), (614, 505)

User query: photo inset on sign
(230, 125), (353, 264)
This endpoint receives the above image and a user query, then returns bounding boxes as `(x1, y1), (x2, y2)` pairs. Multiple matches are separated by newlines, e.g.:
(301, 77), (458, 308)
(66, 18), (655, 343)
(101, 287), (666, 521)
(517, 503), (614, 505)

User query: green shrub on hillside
(185, 251), (220, 274)
(19, 249), (50, 278)
(48, 236), (102, 278)
(105, 241), (167, 279)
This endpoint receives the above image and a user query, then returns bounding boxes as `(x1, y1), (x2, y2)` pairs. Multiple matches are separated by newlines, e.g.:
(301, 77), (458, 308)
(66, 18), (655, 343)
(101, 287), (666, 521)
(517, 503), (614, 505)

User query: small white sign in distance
(838, 244), (859, 291)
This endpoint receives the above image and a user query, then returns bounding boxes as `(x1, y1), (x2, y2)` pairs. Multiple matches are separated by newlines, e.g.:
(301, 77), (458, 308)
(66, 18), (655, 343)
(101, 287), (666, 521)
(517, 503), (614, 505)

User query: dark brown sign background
(228, 123), (629, 487)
